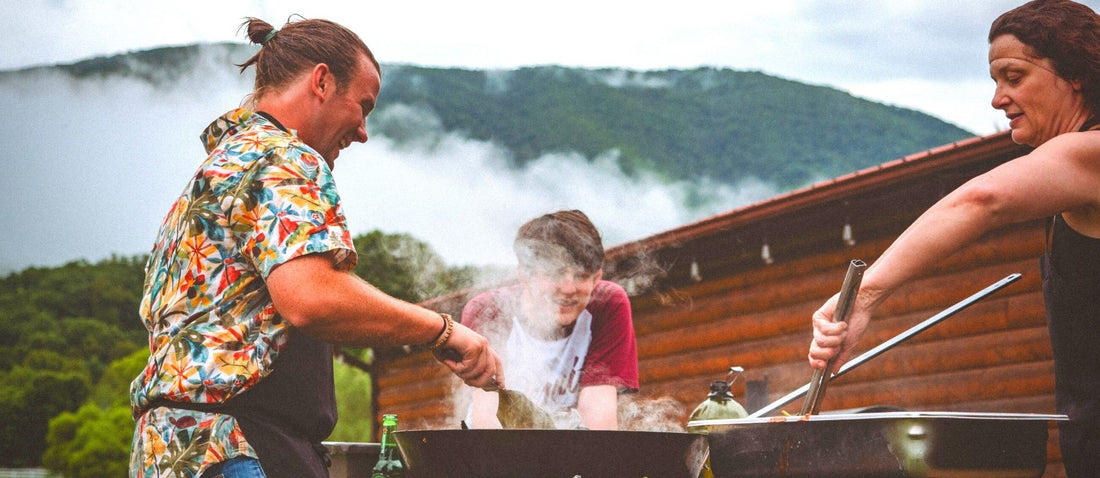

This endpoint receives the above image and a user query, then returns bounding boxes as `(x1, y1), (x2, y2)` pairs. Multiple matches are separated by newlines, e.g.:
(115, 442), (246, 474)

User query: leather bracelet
(428, 313), (454, 350)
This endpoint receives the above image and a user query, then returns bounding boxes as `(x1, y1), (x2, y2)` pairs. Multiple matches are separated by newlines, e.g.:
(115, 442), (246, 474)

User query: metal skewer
(749, 272), (1022, 419)
(799, 260), (866, 415)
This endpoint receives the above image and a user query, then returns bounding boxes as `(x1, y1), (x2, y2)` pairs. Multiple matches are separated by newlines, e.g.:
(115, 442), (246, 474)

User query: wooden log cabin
(368, 130), (1070, 475)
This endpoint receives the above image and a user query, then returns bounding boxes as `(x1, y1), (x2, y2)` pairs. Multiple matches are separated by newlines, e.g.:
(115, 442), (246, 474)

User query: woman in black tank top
(808, 2), (1100, 476)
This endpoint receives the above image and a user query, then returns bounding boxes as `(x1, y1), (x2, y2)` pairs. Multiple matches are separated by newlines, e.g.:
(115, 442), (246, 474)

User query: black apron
(1041, 214), (1100, 477)
(161, 328), (337, 478)
(228, 328), (337, 477)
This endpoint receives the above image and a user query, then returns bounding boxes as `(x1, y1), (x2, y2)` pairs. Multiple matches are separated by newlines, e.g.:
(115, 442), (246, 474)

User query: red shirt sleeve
(580, 281), (639, 392)
(459, 286), (516, 348)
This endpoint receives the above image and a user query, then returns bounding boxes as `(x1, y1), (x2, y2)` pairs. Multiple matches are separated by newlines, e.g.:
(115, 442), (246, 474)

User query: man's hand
(433, 323), (504, 390)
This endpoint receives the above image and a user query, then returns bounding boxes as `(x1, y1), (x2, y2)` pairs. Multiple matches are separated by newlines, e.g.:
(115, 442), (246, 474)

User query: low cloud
(0, 50), (778, 274)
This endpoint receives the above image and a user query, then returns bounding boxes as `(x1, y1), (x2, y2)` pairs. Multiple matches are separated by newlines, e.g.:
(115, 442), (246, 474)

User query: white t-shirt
(504, 310), (593, 413)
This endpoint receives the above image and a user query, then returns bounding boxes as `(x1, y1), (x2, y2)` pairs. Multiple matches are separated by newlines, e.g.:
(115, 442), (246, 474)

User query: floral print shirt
(129, 109), (357, 477)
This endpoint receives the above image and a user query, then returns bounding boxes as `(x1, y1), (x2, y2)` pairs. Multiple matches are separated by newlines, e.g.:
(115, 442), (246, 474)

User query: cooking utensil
(748, 272), (1022, 418)
(496, 388), (556, 429)
(695, 411), (1065, 477)
(393, 429), (708, 478)
(452, 360), (555, 429)
(440, 350), (554, 428)
(800, 259), (866, 415)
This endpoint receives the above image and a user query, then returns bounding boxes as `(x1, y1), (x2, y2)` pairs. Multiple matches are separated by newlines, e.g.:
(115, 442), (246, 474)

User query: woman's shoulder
(1044, 128), (1100, 151)
(1029, 129), (1100, 173)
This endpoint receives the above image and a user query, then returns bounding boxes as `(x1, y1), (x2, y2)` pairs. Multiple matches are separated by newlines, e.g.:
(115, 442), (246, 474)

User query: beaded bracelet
(428, 313), (454, 350)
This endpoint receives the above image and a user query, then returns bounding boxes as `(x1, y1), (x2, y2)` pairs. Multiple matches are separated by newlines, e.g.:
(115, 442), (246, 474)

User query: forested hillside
(372, 65), (972, 188)
(49, 43), (973, 190)
(0, 232), (474, 475)
(0, 256), (146, 469)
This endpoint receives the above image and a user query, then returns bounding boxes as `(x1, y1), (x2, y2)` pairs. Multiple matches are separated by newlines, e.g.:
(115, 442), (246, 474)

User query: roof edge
(606, 130), (1025, 261)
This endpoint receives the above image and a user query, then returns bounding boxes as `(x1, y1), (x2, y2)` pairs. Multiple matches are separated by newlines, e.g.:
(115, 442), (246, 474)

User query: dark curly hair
(990, 0), (1100, 117)
(237, 16), (380, 102)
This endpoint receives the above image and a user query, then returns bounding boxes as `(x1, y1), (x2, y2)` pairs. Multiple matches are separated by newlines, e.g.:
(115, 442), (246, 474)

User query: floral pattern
(129, 109), (356, 477)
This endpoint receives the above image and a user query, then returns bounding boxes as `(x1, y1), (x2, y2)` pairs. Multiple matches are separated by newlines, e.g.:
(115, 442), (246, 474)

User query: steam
(0, 46), (780, 278)
(617, 394), (690, 432)
(446, 384), (693, 432)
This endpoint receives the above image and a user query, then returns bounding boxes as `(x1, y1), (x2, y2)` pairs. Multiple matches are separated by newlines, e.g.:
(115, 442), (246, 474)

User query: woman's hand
(808, 292), (872, 371)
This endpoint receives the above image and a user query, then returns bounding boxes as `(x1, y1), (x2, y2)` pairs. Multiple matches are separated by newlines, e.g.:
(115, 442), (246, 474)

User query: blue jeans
(200, 456), (267, 478)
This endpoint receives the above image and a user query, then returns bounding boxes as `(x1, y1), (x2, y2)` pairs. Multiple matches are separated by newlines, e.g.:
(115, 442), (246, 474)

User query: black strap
(147, 398), (226, 413)
(312, 442), (332, 468)
(255, 110), (289, 133)
(1080, 116), (1100, 132)
(1042, 119), (1099, 254)
(1046, 215), (1057, 255)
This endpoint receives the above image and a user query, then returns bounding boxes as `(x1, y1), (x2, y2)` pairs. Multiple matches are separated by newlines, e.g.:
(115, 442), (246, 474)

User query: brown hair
(237, 16), (380, 101)
(514, 210), (605, 274)
(990, 0), (1100, 116)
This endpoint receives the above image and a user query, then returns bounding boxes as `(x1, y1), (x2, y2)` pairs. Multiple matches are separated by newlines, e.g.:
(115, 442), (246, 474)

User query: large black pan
(694, 411), (1063, 477)
(393, 429), (708, 478)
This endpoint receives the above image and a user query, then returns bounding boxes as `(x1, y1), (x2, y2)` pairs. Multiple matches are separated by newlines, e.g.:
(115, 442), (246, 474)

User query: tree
(0, 256), (145, 468)
(0, 367), (90, 466)
(42, 403), (132, 478)
(329, 351), (375, 442)
(40, 348), (147, 477)
(352, 230), (477, 303)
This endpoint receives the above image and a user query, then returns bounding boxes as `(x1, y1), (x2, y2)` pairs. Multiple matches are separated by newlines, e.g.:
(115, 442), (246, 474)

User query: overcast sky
(5, 0), (1098, 136)
(4, 1), (1100, 274)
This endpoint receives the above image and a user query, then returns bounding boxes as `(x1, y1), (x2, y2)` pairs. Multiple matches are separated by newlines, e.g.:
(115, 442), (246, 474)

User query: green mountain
(374, 64), (973, 189)
(34, 43), (972, 191)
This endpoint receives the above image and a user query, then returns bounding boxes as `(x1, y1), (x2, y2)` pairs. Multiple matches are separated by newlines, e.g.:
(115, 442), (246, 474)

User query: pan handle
(748, 272), (1022, 419)
(799, 260), (866, 415)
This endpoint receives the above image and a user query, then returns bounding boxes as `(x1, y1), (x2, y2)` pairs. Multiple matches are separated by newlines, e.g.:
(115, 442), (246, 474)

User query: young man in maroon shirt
(462, 210), (639, 429)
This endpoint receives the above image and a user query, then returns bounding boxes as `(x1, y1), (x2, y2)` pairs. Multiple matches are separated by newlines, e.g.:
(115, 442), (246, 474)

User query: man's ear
(593, 268), (603, 282)
(309, 63), (332, 99)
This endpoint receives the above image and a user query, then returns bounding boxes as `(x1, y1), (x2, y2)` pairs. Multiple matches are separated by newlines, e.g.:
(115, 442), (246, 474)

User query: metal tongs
(799, 259), (867, 415)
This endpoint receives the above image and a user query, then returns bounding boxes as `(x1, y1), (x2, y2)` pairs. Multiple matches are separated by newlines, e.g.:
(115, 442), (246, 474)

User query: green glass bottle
(372, 414), (404, 478)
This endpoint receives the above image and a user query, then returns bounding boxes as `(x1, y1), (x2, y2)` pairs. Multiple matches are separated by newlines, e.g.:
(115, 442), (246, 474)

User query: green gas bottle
(688, 367), (749, 433)
(372, 414), (404, 478)
(688, 367), (748, 478)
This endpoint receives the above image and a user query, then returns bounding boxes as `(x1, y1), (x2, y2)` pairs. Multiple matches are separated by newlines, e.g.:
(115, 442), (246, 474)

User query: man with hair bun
(462, 210), (639, 430)
(129, 16), (501, 477)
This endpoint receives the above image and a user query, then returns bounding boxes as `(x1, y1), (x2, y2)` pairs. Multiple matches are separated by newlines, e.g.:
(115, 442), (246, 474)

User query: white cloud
(333, 131), (772, 268)
(0, 52), (770, 272)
